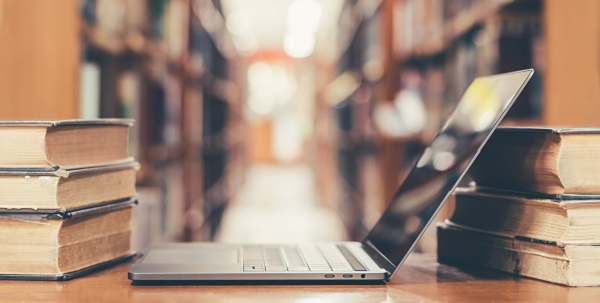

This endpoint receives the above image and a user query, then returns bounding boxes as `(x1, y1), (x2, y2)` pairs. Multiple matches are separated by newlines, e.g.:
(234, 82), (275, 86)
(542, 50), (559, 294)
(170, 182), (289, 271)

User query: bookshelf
(315, 0), (385, 239)
(0, 0), (243, 245)
(316, 0), (600, 243)
(386, 0), (547, 226)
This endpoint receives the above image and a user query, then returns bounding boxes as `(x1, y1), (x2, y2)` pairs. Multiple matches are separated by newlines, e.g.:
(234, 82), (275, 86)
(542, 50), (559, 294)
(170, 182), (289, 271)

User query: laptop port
(343, 274), (353, 278)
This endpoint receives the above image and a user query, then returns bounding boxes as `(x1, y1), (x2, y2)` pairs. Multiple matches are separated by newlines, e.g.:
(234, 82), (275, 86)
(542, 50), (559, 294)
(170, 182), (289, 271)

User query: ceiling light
(226, 10), (250, 36)
(283, 31), (316, 58)
(287, 0), (322, 33)
(233, 32), (258, 56)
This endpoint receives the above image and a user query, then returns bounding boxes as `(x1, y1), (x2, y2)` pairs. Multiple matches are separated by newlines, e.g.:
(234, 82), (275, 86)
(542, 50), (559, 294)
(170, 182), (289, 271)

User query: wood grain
(0, 253), (598, 303)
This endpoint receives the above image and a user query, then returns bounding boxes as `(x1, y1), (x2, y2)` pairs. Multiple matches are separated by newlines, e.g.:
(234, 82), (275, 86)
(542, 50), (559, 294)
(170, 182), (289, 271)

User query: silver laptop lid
(362, 69), (534, 275)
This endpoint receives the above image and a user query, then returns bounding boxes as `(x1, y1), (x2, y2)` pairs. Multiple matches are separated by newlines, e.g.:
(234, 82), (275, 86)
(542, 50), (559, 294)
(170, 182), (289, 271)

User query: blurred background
(1, 0), (599, 253)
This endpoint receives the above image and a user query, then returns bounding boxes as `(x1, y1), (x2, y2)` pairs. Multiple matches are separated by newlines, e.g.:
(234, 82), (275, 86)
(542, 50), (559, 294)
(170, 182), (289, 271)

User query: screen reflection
(364, 70), (533, 270)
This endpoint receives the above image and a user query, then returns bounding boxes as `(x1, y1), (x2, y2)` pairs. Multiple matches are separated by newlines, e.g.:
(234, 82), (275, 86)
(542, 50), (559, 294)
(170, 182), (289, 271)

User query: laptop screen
(363, 69), (534, 272)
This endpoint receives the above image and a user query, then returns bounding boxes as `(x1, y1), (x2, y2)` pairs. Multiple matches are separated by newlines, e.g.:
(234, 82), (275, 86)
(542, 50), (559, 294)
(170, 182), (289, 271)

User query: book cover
(0, 119), (134, 169)
(0, 199), (136, 280)
(0, 161), (139, 211)
(438, 222), (600, 287)
(468, 126), (600, 195)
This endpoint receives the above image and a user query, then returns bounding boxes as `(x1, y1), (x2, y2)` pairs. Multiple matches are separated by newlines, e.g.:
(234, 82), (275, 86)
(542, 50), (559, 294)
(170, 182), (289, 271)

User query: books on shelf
(438, 126), (600, 286)
(0, 119), (134, 169)
(468, 127), (600, 195)
(0, 119), (138, 280)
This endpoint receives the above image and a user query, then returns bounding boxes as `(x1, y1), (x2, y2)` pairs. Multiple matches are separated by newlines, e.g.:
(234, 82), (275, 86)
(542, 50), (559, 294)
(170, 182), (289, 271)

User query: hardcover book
(438, 222), (600, 287)
(0, 119), (134, 169)
(0, 161), (138, 211)
(0, 199), (136, 280)
(468, 127), (600, 195)
(450, 187), (600, 245)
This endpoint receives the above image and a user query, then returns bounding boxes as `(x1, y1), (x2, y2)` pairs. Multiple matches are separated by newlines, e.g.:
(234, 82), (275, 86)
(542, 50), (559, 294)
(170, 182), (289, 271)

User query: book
(0, 200), (135, 280)
(0, 161), (138, 211)
(450, 188), (600, 245)
(437, 222), (600, 287)
(468, 127), (600, 195)
(0, 119), (134, 169)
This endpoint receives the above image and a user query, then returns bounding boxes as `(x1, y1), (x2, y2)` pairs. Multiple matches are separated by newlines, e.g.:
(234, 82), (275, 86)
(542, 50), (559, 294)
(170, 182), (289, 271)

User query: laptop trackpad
(138, 247), (242, 273)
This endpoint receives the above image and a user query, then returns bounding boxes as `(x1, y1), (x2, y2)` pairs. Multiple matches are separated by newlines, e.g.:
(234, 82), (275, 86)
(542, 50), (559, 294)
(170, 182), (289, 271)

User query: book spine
(437, 224), (579, 286)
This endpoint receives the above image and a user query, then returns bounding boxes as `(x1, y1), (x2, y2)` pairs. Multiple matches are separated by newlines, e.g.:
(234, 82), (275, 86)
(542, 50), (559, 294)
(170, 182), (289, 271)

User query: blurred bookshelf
(79, 0), (246, 244)
(315, 0), (600, 245)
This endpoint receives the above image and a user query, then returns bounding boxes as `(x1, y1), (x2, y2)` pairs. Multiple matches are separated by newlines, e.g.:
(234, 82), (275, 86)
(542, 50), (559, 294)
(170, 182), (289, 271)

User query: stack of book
(0, 119), (138, 280)
(438, 127), (600, 287)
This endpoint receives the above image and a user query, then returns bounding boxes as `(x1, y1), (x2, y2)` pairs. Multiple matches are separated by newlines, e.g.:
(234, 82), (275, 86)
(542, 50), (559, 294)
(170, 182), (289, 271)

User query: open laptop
(129, 69), (534, 283)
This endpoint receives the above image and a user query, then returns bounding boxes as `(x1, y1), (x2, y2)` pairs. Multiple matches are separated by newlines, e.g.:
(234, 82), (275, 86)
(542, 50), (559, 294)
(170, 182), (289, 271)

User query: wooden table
(1, 253), (599, 302)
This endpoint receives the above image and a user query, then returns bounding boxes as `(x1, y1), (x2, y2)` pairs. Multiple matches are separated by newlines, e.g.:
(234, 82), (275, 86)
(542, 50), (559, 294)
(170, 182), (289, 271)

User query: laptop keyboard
(242, 244), (367, 272)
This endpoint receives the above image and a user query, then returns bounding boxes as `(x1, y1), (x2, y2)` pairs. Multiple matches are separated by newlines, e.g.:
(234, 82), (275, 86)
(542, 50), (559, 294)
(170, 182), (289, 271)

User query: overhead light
(284, 0), (322, 58)
(287, 0), (322, 33)
(226, 10), (250, 36)
(233, 32), (258, 56)
(283, 31), (316, 58)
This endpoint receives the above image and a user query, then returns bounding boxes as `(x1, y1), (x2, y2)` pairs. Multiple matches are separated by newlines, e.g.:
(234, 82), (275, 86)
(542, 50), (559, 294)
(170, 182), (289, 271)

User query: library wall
(0, 0), (80, 119)
(544, 0), (600, 127)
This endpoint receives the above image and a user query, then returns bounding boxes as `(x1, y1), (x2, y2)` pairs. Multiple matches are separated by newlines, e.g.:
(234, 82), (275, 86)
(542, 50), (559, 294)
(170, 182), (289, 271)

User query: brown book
(0, 201), (135, 279)
(437, 222), (600, 287)
(468, 127), (600, 195)
(0, 119), (133, 169)
(0, 161), (138, 211)
(450, 188), (600, 245)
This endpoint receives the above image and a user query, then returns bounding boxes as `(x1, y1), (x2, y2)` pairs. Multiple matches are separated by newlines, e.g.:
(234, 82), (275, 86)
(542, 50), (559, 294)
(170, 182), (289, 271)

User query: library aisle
(217, 163), (347, 243)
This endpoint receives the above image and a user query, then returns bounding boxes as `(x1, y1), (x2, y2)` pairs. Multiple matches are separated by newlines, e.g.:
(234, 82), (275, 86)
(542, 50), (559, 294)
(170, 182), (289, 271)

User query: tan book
(468, 127), (600, 195)
(437, 222), (600, 287)
(0, 200), (135, 280)
(0, 161), (138, 211)
(450, 188), (600, 245)
(0, 119), (134, 169)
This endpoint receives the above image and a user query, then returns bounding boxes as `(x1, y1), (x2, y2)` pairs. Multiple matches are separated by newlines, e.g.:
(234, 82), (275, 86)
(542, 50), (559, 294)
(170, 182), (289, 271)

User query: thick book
(0, 119), (134, 169)
(437, 222), (600, 287)
(468, 127), (600, 195)
(0, 161), (138, 211)
(450, 187), (600, 245)
(0, 199), (135, 280)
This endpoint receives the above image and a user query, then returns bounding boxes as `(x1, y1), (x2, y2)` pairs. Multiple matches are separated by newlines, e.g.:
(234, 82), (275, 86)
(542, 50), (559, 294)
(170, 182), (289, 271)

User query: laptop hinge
(360, 240), (396, 278)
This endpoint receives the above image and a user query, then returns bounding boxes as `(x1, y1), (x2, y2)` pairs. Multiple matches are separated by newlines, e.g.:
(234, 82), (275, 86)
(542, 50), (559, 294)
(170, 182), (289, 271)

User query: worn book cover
(469, 127), (600, 195)
(0, 199), (136, 280)
(0, 119), (134, 169)
(0, 160), (139, 211)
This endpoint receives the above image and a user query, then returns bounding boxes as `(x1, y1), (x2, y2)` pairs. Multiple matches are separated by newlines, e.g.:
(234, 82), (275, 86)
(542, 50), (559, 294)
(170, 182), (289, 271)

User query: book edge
(0, 197), (137, 216)
(0, 158), (139, 176)
(0, 252), (136, 281)
(456, 186), (600, 202)
(0, 119), (134, 127)
(495, 126), (600, 135)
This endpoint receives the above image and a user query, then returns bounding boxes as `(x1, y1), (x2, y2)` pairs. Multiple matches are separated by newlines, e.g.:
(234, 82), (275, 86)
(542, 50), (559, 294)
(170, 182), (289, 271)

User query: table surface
(1, 253), (599, 303)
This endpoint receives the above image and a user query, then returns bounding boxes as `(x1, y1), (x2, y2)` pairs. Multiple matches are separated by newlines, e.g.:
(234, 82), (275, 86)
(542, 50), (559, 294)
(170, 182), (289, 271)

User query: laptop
(129, 69), (534, 283)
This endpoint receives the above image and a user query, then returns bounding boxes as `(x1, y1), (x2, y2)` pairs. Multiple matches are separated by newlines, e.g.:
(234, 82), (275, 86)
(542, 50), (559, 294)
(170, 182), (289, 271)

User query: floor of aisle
(216, 163), (347, 243)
